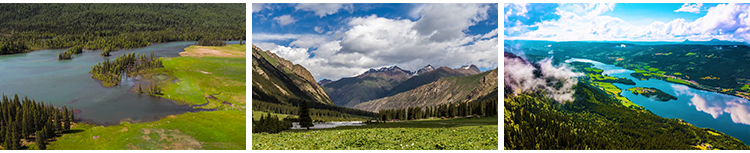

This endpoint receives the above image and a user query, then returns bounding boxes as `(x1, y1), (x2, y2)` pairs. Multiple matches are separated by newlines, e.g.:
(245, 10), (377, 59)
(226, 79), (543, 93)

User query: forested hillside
(505, 82), (750, 150)
(0, 3), (245, 54)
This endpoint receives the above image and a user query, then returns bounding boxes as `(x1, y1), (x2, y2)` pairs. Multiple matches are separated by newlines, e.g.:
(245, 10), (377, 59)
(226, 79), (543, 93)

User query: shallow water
(566, 58), (750, 144)
(291, 121), (366, 129)
(0, 41), (240, 125)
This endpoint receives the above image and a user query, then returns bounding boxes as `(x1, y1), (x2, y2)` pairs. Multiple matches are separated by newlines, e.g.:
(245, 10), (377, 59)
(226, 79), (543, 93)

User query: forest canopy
(0, 3), (245, 54)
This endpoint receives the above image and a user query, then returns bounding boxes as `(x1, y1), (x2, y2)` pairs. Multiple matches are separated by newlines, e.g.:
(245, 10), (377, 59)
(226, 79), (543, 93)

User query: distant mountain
(251, 44), (333, 105)
(353, 68), (498, 112)
(385, 65), (481, 97)
(323, 64), (485, 107)
(317, 79), (332, 86)
(321, 66), (413, 107)
(416, 65), (435, 75)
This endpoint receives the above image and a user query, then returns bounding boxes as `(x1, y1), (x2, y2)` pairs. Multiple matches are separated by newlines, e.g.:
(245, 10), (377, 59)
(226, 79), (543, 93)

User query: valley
(251, 44), (499, 150)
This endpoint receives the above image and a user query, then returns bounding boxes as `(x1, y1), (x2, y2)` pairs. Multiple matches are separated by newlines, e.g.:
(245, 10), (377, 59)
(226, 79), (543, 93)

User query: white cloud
(295, 3), (353, 18)
(413, 3), (490, 42)
(273, 15), (296, 26)
(482, 29), (498, 39)
(314, 26), (324, 33)
(675, 3), (703, 13)
(252, 3), (264, 13)
(255, 4), (497, 81)
(252, 33), (303, 41)
(290, 36), (328, 48)
(507, 3), (750, 43)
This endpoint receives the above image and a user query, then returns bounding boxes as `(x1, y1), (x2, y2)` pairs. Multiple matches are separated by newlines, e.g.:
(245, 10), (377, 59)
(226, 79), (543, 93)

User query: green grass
(741, 84), (750, 91)
(253, 110), (294, 121)
(252, 116), (498, 150)
(48, 110), (246, 150)
(666, 78), (692, 86)
(149, 45), (246, 110)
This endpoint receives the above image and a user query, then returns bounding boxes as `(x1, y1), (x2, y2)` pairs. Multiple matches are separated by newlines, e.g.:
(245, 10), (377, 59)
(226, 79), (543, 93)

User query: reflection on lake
(566, 58), (750, 144)
(291, 121), (366, 129)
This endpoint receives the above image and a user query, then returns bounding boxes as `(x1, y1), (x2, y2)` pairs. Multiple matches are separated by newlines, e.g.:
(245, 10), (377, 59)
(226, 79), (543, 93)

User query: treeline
(197, 38), (226, 46)
(90, 52), (163, 87)
(253, 100), (374, 121)
(252, 114), (291, 134)
(0, 94), (74, 150)
(505, 82), (750, 149)
(0, 41), (29, 55)
(378, 99), (498, 121)
(0, 3), (245, 55)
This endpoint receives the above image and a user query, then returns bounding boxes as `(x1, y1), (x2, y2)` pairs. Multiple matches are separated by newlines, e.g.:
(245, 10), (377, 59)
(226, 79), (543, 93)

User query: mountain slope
(353, 68), (498, 112)
(251, 45), (332, 105)
(321, 66), (412, 107)
(385, 65), (480, 97)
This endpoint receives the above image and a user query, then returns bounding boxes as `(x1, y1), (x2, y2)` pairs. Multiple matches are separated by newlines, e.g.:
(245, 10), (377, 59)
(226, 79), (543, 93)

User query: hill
(353, 68), (497, 112)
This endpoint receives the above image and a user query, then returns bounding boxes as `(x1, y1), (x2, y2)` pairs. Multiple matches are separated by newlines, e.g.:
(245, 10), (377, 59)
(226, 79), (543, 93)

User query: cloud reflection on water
(672, 84), (750, 125)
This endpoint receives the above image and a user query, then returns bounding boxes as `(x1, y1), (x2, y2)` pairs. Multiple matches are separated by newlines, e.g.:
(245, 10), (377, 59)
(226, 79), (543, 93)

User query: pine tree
(63, 107), (70, 131)
(298, 100), (313, 130)
(35, 130), (45, 150)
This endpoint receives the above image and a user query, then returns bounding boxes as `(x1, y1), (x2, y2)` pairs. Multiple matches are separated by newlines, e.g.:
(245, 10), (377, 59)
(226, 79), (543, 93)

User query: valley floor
(252, 116), (498, 150)
(47, 44), (247, 150)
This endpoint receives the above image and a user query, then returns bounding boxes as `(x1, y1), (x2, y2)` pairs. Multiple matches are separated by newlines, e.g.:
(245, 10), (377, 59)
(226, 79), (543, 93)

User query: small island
(627, 87), (678, 102)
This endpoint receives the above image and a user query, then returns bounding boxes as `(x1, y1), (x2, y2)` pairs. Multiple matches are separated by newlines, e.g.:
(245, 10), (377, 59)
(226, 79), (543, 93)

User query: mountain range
(252, 43), (498, 114)
(321, 64), (483, 107)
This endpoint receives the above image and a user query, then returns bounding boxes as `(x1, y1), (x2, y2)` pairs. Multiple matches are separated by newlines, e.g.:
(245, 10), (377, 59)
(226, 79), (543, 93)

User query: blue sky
(253, 3), (498, 81)
(505, 3), (750, 43)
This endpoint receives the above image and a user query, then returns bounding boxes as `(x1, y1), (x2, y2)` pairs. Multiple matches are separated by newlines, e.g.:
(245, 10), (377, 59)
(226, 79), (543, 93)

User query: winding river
(566, 58), (750, 144)
(0, 41), (239, 125)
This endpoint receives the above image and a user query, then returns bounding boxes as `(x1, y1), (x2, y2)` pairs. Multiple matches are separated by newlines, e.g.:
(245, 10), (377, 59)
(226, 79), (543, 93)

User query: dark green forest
(0, 94), (74, 150)
(0, 3), (245, 54)
(378, 99), (498, 121)
(504, 82), (750, 150)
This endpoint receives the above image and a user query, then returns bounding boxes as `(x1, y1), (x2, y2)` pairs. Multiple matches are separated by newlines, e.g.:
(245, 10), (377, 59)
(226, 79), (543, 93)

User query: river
(0, 41), (240, 125)
(566, 58), (750, 144)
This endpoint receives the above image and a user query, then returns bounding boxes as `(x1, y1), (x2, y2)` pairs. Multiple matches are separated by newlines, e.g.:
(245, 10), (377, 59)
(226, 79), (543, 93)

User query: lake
(566, 58), (750, 144)
(0, 41), (240, 125)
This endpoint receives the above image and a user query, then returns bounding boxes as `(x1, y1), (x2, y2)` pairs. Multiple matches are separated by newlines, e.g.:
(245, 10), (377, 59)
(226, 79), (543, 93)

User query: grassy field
(48, 44), (247, 150)
(252, 116), (498, 150)
(49, 110), (245, 150)
(148, 44), (246, 110)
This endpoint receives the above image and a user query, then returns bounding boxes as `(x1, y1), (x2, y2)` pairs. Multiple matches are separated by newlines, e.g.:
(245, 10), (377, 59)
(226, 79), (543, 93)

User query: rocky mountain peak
(363, 65), (414, 76)
(416, 64), (435, 75)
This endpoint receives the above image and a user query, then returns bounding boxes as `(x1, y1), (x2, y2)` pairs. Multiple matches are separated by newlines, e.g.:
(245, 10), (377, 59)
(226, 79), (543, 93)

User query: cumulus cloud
(505, 52), (583, 103)
(673, 84), (750, 125)
(273, 15), (297, 26)
(506, 3), (750, 44)
(414, 3), (490, 42)
(675, 3), (703, 13)
(295, 3), (353, 18)
(254, 4), (497, 81)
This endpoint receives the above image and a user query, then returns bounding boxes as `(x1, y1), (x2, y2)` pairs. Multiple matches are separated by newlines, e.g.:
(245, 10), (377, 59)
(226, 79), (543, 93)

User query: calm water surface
(0, 41), (239, 125)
